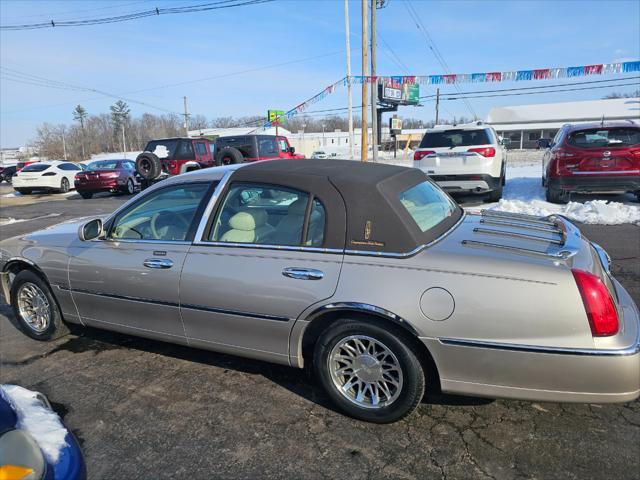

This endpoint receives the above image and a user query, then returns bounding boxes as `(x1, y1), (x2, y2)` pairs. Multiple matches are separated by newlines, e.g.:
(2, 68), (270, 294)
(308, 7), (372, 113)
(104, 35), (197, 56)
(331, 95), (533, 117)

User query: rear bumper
(424, 279), (640, 404)
(548, 175), (640, 193)
(430, 174), (501, 193)
(75, 180), (120, 191)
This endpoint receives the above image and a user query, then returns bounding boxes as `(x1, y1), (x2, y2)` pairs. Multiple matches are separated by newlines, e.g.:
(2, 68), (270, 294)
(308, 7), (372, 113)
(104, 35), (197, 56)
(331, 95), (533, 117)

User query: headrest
(288, 198), (308, 215)
(229, 210), (267, 231)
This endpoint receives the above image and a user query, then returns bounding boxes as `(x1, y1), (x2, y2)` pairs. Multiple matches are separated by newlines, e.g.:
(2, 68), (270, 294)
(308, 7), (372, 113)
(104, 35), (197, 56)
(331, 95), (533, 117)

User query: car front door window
(110, 183), (210, 241)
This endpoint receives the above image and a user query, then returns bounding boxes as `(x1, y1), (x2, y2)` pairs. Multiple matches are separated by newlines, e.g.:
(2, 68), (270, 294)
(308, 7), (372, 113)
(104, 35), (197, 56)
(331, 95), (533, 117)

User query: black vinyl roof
(233, 159), (463, 254)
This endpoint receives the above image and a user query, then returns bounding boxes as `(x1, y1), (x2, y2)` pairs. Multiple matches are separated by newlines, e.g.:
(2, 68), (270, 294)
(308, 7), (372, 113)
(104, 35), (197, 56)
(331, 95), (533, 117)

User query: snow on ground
(0, 384), (69, 463)
(0, 213), (62, 226)
(90, 151), (142, 161)
(468, 164), (640, 225)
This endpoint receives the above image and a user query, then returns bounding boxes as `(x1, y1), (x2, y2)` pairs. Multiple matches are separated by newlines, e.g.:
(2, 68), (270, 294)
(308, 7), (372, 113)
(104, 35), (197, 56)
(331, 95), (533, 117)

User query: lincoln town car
(1, 159), (638, 423)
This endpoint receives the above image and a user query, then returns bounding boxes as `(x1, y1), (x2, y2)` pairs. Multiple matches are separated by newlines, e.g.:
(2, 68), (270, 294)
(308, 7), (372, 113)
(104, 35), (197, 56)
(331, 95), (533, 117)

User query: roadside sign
(404, 84), (420, 105)
(390, 117), (402, 134)
(268, 110), (285, 125)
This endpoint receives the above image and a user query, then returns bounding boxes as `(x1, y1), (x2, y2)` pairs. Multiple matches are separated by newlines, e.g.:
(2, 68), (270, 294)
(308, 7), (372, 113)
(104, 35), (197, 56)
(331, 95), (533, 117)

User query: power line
(0, 0), (274, 31)
(402, 0), (477, 118)
(0, 1), (152, 22)
(0, 66), (182, 115)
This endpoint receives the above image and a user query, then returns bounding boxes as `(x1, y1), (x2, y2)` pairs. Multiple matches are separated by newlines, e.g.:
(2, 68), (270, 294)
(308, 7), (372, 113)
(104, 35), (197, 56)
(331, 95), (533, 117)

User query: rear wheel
(59, 177), (70, 193)
(313, 319), (425, 423)
(123, 178), (135, 195)
(79, 191), (93, 199)
(10, 270), (69, 341)
(546, 185), (569, 204)
(486, 183), (503, 202)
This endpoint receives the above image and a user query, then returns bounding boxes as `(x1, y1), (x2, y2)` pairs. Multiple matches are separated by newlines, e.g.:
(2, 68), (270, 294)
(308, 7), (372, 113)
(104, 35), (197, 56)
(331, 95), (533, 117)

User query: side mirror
(537, 138), (552, 149)
(288, 146), (296, 155)
(500, 138), (512, 146)
(79, 218), (103, 241)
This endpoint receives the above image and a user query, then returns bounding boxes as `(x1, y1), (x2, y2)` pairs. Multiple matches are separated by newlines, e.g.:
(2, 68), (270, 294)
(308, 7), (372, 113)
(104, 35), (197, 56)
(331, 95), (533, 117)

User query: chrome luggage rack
(462, 210), (582, 259)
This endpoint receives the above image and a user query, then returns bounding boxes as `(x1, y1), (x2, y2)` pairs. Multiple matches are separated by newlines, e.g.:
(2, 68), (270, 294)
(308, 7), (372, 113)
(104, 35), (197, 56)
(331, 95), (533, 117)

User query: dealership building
(486, 97), (640, 149)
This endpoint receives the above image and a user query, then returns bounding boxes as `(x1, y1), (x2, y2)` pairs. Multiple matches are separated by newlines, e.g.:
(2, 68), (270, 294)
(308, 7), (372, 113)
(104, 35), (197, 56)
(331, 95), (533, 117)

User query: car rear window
(399, 181), (458, 232)
(87, 160), (121, 170)
(419, 129), (492, 148)
(567, 127), (640, 148)
(21, 164), (50, 172)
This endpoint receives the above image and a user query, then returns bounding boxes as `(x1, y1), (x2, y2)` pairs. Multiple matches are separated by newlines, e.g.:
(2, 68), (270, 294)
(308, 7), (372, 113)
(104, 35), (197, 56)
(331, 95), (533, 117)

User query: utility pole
(344, 0), (354, 159)
(61, 128), (67, 161)
(435, 88), (440, 125)
(183, 96), (190, 136)
(360, 0), (369, 162)
(370, 0), (378, 163)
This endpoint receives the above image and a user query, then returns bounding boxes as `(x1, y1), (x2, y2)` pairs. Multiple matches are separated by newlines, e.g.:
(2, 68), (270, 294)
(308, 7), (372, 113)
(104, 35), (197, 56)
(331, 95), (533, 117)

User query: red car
(542, 121), (640, 203)
(74, 159), (138, 199)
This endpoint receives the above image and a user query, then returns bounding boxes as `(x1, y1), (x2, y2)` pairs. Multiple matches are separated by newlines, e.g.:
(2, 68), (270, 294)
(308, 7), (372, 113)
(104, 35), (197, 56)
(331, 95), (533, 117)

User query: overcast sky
(1, 0), (639, 147)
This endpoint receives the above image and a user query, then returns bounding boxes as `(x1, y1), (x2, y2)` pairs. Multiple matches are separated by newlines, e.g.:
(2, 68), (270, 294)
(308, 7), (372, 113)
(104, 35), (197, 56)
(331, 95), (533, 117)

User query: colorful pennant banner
(261, 60), (640, 129)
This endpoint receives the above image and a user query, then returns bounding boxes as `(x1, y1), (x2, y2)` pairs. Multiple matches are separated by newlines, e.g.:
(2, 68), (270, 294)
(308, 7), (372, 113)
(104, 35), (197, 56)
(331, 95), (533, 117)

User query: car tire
(122, 178), (135, 195)
(313, 319), (425, 423)
(546, 186), (569, 204)
(486, 183), (503, 202)
(136, 152), (162, 180)
(215, 147), (244, 166)
(79, 191), (93, 199)
(10, 270), (69, 341)
(59, 178), (70, 193)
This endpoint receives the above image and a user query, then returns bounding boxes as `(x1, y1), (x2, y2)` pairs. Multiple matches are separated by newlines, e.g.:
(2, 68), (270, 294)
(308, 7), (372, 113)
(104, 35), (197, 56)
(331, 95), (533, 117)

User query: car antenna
(600, 114), (605, 126)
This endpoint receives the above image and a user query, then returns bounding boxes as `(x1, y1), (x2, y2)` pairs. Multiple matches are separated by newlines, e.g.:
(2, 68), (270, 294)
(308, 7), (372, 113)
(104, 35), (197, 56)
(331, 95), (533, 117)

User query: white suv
(413, 122), (507, 201)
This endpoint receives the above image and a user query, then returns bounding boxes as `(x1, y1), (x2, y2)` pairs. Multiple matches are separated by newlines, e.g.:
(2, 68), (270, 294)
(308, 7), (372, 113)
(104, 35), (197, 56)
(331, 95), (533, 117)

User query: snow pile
(469, 164), (640, 225)
(0, 385), (68, 463)
(0, 217), (18, 226)
(2, 191), (21, 198)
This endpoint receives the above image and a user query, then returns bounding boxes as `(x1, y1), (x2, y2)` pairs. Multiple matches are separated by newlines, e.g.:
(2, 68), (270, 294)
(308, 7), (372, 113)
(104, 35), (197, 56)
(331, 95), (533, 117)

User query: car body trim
(194, 169), (235, 241)
(571, 170), (640, 175)
(66, 287), (289, 322)
(306, 302), (420, 336)
(438, 337), (640, 357)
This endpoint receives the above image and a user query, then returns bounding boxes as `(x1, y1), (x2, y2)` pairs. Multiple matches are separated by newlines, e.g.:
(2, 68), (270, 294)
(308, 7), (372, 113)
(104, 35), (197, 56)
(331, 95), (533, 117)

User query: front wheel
(313, 319), (425, 423)
(10, 270), (69, 341)
(123, 178), (135, 195)
(546, 185), (569, 204)
(79, 191), (93, 199)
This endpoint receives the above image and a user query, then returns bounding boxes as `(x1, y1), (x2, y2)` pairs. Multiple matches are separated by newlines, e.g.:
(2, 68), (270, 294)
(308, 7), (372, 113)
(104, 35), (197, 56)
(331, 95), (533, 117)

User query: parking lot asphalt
(1, 185), (639, 479)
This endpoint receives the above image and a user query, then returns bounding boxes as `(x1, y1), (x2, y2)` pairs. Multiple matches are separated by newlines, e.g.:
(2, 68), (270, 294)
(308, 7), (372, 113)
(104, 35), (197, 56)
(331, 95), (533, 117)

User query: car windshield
(419, 129), (492, 148)
(146, 139), (179, 158)
(567, 127), (640, 148)
(21, 163), (50, 172)
(86, 160), (123, 170)
(399, 181), (458, 232)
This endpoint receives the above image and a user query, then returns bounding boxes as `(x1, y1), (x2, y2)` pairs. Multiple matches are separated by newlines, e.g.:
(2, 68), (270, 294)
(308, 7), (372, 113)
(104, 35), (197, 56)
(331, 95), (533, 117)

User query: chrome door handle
(143, 258), (174, 269)
(282, 267), (324, 280)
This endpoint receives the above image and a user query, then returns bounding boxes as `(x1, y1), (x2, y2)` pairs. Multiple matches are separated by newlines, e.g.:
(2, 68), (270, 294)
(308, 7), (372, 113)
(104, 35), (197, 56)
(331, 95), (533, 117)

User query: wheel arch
(1, 258), (51, 303)
(297, 303), (441, 392)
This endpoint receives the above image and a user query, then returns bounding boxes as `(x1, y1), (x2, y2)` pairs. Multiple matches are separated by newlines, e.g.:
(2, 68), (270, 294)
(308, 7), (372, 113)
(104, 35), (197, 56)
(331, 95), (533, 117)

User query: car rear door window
(195, 142), (207, 155)
(109, 183), (210, 242)
(209, 183), (325, 247)
(59, 163), (81, 171)
(258, 138), (279, 157)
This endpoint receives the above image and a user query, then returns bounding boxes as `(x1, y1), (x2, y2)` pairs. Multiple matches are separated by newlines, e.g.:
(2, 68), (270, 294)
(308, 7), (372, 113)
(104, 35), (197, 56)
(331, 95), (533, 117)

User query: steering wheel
(150, 210), (190, 240)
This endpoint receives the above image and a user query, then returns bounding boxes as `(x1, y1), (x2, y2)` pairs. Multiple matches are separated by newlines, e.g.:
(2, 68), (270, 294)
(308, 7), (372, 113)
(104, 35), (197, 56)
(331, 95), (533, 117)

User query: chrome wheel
(329, 335), (403, 409)
(127, 179), (134, 194)
(17, 282), (51, 333)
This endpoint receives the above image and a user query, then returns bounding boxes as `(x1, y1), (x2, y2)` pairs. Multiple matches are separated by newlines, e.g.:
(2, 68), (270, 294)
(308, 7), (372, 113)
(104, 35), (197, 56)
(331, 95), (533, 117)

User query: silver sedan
(1, 159), (638, 423)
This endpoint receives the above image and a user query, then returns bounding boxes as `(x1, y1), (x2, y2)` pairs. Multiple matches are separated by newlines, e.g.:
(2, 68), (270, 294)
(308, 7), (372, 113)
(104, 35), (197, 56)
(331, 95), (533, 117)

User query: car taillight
(414, 150), (435, 161)
(571, 269), (618, 336)
(467, 147), (495, 157)
(42, 172), (57, 176)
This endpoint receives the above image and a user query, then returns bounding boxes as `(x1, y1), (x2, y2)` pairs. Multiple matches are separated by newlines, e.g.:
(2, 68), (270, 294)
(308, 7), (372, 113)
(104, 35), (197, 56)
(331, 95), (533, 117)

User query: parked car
(12, 161), (83, 195)
(74, 159), (138, 199)
(0, 165), (17, 184)
(0, 385), (86, 480)
(214, 134), (304, 165)
(135, 137), (215, 183)
(413, 122), (508, 201)
(1, 160), (638, 423)
(311, 150), (329, 159)
(15, 160), (39, 172)
(542, 121), (640, 203)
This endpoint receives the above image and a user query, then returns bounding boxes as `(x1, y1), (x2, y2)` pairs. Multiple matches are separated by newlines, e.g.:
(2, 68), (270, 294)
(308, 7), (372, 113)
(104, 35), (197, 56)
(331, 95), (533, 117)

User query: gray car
(1, 159), (638, 423)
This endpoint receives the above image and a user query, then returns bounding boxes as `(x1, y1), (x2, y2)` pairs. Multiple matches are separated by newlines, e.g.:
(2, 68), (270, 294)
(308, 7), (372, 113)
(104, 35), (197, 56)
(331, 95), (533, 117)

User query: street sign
(389, 117), (402, 135)
(404, 84), (420, 105)
(268, 110), (285, 125)
(379, 80), (420, 105)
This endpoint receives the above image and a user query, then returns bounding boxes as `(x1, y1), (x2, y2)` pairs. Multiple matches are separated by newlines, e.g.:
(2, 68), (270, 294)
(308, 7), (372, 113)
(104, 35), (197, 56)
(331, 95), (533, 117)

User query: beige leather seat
(220, 210), (274, 243)
(269, 199), (308, 245)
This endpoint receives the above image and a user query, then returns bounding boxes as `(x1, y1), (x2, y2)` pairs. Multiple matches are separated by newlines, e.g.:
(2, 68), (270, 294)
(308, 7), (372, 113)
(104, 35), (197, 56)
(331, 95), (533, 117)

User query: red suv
(542, 122), (640, 203)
